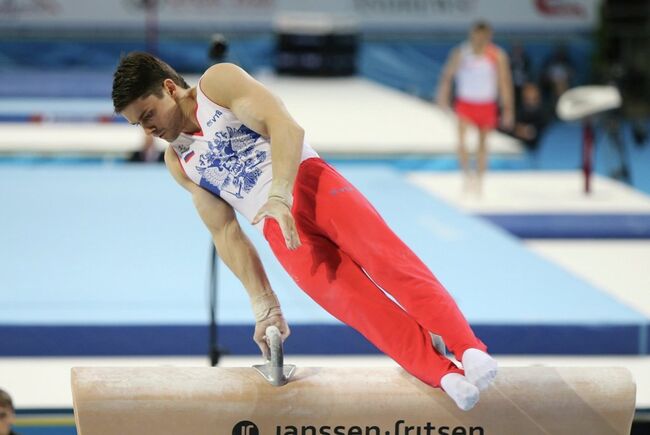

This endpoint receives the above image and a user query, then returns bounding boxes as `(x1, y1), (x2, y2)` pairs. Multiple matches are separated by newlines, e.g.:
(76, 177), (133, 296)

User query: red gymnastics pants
(263, 158), (487, 387)
(455, 99), (498, 130)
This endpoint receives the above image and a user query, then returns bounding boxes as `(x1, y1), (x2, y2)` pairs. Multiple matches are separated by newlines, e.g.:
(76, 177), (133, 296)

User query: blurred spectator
(512, 83), (548, 165)
(208, 33), (229, 64)
(509, 41), (533, 112)
(127, 133), (164, 163)
(0, 388), (18, 435)
(540, 44), (575, 116)
(595, 55), (648, 183)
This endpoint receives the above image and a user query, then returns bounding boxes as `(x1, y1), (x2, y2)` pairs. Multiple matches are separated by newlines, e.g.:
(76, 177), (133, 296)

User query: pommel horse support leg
(72, 366), (635, 435)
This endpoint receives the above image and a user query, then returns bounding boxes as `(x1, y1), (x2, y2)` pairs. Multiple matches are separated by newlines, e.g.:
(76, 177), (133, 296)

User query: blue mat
(481, 213), (650, 239)
(0, 165), (647, 356)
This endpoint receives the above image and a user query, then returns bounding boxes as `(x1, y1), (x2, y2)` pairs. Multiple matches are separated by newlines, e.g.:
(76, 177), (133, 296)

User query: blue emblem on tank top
(196, 125), (266, 199)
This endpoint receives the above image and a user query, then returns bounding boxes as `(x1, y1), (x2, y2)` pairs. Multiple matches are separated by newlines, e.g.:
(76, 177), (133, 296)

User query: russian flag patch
(183, 150), (195, 163)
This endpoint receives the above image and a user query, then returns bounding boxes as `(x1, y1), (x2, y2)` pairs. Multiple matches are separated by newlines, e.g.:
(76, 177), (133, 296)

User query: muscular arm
(164, 148), (284, 335)
(198, 63), (304, 205)
(436, 48), (461, 109)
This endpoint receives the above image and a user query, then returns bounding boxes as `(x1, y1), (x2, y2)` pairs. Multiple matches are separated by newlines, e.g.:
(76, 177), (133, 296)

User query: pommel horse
(556, 85), (623, 194)
(72, 327), (636, 435)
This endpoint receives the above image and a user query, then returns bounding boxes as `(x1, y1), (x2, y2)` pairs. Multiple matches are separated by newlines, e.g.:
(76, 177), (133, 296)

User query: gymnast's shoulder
(199, 63), (256, 108)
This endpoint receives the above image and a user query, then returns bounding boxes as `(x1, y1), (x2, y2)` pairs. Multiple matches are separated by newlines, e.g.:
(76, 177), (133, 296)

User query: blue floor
(13, 427), (75, 435)
(479, 213), (650, 239)
(1, 164), (647, 356)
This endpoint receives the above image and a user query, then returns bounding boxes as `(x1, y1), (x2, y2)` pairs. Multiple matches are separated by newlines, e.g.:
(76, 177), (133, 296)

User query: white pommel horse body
(72, 365), (636, 435)
(72, 329), (635, 435)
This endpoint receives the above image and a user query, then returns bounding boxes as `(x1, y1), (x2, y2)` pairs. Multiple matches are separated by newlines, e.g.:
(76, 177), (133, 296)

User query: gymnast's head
(0, 388), (16, 435)
(112, 51), (191, 142)
(469, 20), (493, 51)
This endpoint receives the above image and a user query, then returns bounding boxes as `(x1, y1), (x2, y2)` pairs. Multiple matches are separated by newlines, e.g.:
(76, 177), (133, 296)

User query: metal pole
(208, 244), (223, 366)
(582, 117), (595, 194)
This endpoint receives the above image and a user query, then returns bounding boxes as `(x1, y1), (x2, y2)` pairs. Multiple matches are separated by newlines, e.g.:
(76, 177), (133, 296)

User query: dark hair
(472, 20), (492, 33)
(112, 52), (189, 113)
(0, 388), (14, 411)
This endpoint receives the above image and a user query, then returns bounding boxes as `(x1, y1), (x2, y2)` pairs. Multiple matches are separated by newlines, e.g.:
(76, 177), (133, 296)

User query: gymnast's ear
(163, 78), (177, 96)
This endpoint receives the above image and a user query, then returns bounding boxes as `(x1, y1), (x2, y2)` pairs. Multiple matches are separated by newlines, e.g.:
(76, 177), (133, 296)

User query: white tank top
(170, 78), (319, 231)
(455, 43), (499, 103)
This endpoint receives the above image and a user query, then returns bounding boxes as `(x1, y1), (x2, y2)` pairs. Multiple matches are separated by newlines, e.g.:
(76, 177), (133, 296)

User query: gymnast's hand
(501, 108), (515, 131)
(436, 95), (450, 112)
(254, 308), (290, 360)
(252, 196), (302, 250)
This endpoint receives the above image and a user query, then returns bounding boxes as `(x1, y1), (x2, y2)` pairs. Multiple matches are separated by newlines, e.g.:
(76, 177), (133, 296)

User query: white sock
(461, 348), (498, 391)
(440, 373), (480, 411)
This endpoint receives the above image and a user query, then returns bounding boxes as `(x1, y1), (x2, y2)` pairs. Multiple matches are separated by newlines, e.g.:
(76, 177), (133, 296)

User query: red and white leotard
(454, 43), (501, 129)
(170, 76), (318, 230)
(455, 42), (499, 104)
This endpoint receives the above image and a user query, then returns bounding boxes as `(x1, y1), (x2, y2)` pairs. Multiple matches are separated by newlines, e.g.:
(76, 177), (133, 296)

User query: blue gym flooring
(1, 164), (647, 357)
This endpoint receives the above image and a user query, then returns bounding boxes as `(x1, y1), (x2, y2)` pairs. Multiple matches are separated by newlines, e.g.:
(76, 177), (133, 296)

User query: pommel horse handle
(252, 325), (296, 386)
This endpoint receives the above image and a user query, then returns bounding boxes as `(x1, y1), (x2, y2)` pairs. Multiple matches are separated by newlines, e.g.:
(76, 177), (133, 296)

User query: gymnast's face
(470, 28), (492, 52)
(121, 79), (186, 142)
(0, 405), (15, 435)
